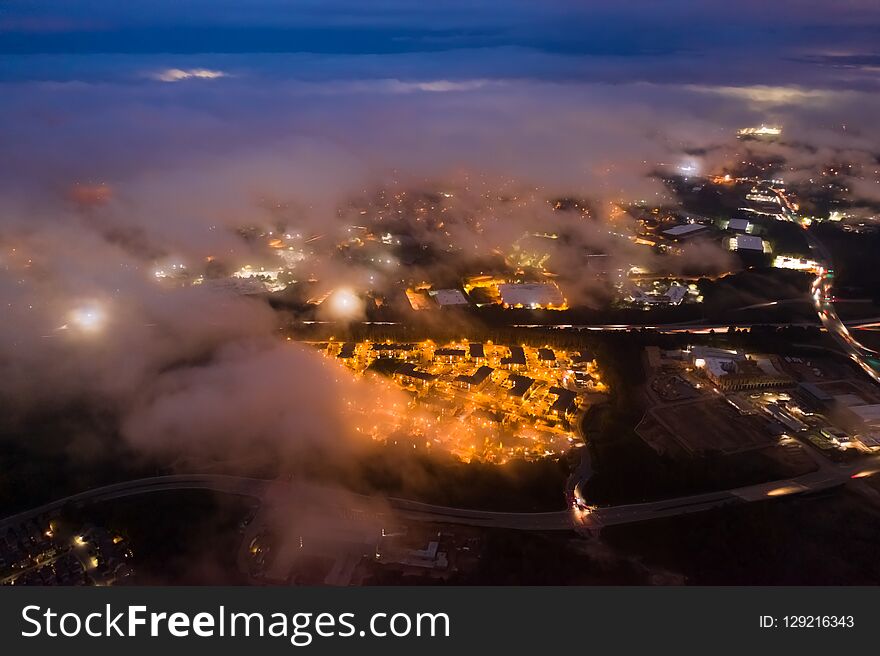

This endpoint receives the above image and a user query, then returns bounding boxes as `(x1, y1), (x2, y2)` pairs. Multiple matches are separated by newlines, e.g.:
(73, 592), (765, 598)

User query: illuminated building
(691, 348), (791, 391)
(394, 363), (439, 389)
(507, 374), (536, 399)
(501, 346), (527, 369)
(726, 218), (752, 233)
(746, 191), (778, 204)
(454, 366), (494, 391)
(773, 255), (821, 272)
(468, 343), (486, 361)
(152, 261), (188, 280)
(199, 277), (268, 295)
(548, 387), (578, 418)
(434, 348), (467, 363)
(428, 288), (469, 307)
(406, 288), (435, 311)
(311, 340), (606, 464)
(496, 282), (566, 309)
(728, 235), (768, 253)
(371, 343), (418, 359)
(855, 432), (880, 451)
(231, 265), (288, 292)
(627, 281), (690, 307)
(537, 348), (557, 367)
(737, 125), (782, 137)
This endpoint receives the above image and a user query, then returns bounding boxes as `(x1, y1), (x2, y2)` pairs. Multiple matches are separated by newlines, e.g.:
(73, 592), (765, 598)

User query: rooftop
(395, 362), (438, 382)
(497, 282), (565, 308)
(663, 223), (708, 237)
(847, 404), (880, 426)
(434, 348), (467, 358)
(507, 374), (535, 398)
(501, 345), (527, 366)
(537, 348), (556, 361)
(455, 366), (494, 387)
(549, 386), (577, 415)
(730, 235), (765, 252)
(429, 288), (469, 306)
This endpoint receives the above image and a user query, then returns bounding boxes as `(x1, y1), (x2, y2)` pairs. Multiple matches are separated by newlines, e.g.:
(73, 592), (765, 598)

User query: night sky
(2, 1), (880, 194)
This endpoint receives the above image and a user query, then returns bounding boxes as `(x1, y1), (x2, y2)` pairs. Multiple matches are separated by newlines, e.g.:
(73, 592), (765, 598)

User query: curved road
(4, 453), (880, 535)
(805, 232), (880, 384)
(0, 474), (572, 533)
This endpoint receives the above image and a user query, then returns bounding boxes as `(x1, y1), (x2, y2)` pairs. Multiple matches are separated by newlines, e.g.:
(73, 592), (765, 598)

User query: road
(297, 316), (880, 335)
(5, 450), (880, 535)
(0, 474), (573, 533)
(576, 452), (880, 531)
(804, 230), (880, 384)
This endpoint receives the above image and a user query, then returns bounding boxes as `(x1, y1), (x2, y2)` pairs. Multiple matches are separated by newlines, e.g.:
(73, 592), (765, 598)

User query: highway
(790, 215), (880, 386)
(0, 474), (574, 533)
(298, 314), (880, 335)
(576, 457), (878, 531)
(5, 451), (880, 536)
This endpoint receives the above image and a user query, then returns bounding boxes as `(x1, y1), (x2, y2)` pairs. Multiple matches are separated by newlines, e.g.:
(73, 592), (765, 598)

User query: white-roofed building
(728, 235), (766, 252)
(663, 223), (709, 239)
(856, 432), (880, 450)
(844, 404), (880, 427)
(834, 394), (867, 407)
(497, 282), (566, 309)
(629, 282), (689, 306)
(690, 347), (791, 391)
(429, 289), (469, 307)
(728, 218), (751, 232)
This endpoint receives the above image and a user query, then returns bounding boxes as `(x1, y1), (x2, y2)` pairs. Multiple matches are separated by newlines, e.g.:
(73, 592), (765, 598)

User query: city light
(65, 304), (107, 334)
(326, 287), (364, 320)
(677, 159), (701, 176)
(153, 68), (227, 82)
(737, 125), (782, 137)
(320, 340), (605, 463)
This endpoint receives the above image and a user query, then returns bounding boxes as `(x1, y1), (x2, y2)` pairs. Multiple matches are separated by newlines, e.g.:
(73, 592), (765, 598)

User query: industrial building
(405, 288), (435, 311)
(429, 288), (469, 307)
(628, 281), (689, 307)
(689, 347), (791, 391)
(662, 223), (709, 240)
(842, 403), (880, 428)
(727, 218), (752, 233)
(497, 282), (566, 309)
(728, 235), (767, 253)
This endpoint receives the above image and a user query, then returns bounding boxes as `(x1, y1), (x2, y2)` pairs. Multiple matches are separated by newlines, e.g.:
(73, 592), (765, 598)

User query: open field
(650, 398), (776, 455)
